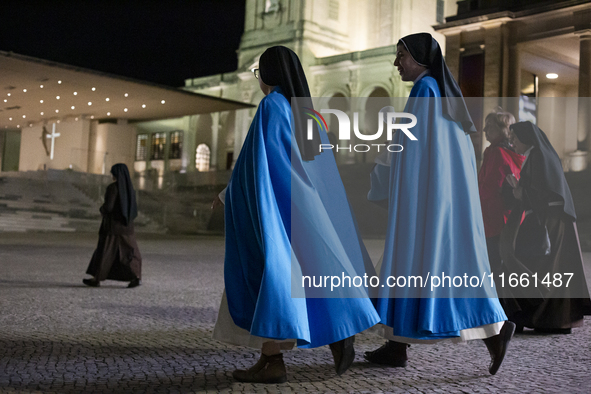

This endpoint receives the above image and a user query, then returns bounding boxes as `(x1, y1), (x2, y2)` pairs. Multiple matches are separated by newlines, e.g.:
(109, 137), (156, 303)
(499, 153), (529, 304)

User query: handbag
(515, 188), (551, 259)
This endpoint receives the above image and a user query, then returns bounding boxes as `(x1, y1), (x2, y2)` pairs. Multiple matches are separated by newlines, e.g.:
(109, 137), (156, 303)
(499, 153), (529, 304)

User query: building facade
(135, 0), (457, 179)
(435, 0), (591, 171)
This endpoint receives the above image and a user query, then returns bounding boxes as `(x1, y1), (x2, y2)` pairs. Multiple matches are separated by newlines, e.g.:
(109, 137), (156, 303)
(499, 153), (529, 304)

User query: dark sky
(0, 0), (246, 87)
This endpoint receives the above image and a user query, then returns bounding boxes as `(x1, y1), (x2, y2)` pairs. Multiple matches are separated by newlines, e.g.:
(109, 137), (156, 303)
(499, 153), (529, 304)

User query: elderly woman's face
(393, 44), (427, 82)
(483, 118), (503, 143)
(509, 130), (531, 155)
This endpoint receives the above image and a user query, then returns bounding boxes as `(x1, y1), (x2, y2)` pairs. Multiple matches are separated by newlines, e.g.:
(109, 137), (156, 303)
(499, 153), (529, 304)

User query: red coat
(478, 140), (525, 238)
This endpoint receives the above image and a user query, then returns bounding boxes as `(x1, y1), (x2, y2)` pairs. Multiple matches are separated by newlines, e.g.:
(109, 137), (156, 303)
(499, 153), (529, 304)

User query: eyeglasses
(251, 68), (259, 79)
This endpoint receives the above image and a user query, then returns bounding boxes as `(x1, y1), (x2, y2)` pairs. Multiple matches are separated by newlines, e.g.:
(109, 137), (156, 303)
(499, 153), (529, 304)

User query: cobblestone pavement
(1, 233), (590, 393)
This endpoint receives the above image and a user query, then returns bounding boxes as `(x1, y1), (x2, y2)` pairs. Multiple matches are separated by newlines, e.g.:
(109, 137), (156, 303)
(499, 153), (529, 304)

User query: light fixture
(57, 120), (60, 124)
(58, 80), (62, 84)
(161, 100), (165, 104)
(105, 98), (110, 101)
(124, 93), (128, 97)
(124, 108), (128, 112)
(40, 112), (44, 115)
(40, 85), (44, 88)
(142, 104), (146, 108)
(7, 93), (10, 96)
(17, 125), (20, 128)
(90, 115), (95, 119)
(22, 115), (26, 118)
(71, 106), (75, 110)
(23, 89), (27, 92)
(92, 87), (96, 91)
(546, 73), (558, 79)
(56, 96), (60, 100)
(75, 117), (79, 121)
(3, 99), (6, 103)
(55, 109), (59, 113)
(107, 112), (111, 116)
(88, 102), (92, 106)
(9, 117), (12, 121)
(40, 100), (44, 103)
(73, 92), (78, 95)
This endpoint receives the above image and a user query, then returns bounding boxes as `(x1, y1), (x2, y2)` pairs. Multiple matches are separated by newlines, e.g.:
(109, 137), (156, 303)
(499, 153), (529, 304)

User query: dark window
(459, 52), (485, 162)
(135, 134), (148, 161)
(226, 151), (234, 170)
(150, 132), (167, 160)
(169, 131), (183, 159)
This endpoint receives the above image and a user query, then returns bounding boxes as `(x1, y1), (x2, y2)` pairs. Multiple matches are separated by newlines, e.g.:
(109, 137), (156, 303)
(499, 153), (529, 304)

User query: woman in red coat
(478, 108), (524, 275)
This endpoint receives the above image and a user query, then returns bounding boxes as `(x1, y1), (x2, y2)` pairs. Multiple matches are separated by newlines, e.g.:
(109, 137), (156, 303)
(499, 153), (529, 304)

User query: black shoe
(483, 321), (516, 375)
(127, 278), (141, 288)
(364, 341), (408, 367)
(83, 278), (100, 287)
(329, 336), (355, 375)
(534, 327), (571, 334)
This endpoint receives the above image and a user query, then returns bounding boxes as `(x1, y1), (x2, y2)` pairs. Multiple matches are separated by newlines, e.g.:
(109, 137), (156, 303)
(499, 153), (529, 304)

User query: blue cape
(225, 87), (380, 348)
(368, 76), (506, 339)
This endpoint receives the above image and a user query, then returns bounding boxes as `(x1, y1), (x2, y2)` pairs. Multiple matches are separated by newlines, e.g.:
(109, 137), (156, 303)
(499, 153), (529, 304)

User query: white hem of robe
(367, 321), (503, 344)
(368, 254), (503, 344)
(218, 187), (227, 205)
(212, 290), (296, 350)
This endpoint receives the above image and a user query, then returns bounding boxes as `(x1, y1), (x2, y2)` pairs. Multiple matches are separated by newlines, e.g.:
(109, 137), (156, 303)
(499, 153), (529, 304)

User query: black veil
(259, 46), (321, 161)
(399, 32), (477, 134)
(110, 163), (138, 225)
(511, 121), (576, 220)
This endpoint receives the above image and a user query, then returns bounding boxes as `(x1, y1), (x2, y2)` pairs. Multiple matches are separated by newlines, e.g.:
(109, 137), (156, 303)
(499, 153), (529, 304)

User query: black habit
(86, 164), (142, 282)
(498, 122), (591, 330)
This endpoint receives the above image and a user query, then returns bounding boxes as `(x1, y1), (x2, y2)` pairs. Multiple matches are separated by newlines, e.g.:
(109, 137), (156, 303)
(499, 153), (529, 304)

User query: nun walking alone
(83, 163), (142, 288)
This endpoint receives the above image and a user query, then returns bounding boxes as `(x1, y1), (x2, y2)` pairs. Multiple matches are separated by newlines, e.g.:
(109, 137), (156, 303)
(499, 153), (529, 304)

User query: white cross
(45, 123), (61, 160)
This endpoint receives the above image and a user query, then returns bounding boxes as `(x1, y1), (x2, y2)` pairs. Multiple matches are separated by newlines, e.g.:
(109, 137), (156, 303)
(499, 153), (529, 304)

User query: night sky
(0, 0), (246, 87)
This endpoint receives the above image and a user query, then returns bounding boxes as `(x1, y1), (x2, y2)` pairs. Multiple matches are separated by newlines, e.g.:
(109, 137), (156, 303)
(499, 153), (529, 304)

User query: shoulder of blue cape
(410, 75), (440, 98)
(257, 90), (291, 119)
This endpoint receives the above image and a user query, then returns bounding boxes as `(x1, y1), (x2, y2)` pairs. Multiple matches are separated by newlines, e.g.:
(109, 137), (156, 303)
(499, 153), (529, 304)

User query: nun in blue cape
(364, 33), (515, 376)
(212, 46), (380, 383)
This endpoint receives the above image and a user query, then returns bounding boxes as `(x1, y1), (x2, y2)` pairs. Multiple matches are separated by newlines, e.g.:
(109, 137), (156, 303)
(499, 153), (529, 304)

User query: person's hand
(211, 195), (222, 210)
(512, 186), (523, 200)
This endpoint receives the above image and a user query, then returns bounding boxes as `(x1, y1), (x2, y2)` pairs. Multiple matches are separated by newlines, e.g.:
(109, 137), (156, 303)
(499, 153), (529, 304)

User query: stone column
(483, 23), (503, 98)
(506, 22), (521, 120)
(577, 32), (591, 153)
(444, 31), (461, 82)
(211, 112), (220, 170)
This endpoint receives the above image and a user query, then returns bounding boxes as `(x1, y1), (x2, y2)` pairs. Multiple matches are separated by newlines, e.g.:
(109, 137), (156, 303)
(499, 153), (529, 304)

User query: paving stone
(0, 233), (590, 393)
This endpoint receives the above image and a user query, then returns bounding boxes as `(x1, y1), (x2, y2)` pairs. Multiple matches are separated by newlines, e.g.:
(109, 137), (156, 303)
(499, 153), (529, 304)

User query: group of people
(82, 32), (590, 385)
(478, 109), (591, 334)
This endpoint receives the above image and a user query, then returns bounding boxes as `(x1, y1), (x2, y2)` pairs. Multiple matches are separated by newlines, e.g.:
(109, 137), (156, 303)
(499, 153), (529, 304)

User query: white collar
(523, 146), (534, 159)
(521, 146), (534, 166)
(413, 69), (430, 84)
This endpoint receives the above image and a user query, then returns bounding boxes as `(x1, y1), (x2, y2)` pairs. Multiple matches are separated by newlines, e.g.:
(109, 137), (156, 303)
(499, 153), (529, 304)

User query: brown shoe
(483, 321), (516, 375)
(364, 340), (409, 367)
(232, 353), (287, 383)
(329, 335), (355, 375)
